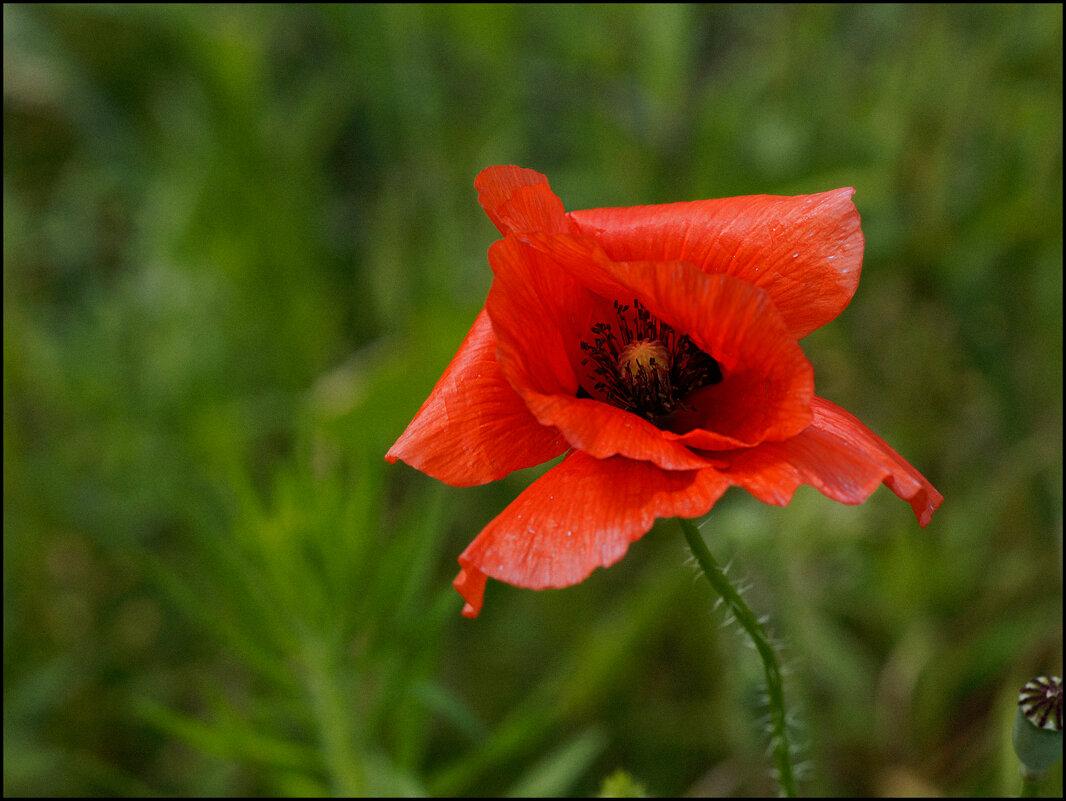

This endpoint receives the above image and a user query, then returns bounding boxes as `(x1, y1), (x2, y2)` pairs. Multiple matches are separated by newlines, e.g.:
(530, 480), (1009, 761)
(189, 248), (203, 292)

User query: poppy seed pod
(1012, 676), (1063, 778)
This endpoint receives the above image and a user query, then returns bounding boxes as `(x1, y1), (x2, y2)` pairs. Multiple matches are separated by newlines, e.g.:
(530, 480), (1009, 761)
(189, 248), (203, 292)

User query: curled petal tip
(454, 562), (487, 619)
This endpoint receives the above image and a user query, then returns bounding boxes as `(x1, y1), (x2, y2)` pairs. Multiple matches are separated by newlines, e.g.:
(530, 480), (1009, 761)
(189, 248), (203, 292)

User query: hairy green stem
(679, 517), (797, 798)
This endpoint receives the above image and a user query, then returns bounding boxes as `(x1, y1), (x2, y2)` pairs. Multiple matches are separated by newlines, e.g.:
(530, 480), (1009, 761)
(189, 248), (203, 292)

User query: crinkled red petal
(483, 237), (584, 397)
(568, 190), (863, 339)
(454, 451), (731, 617)
(518, 392), (721, 469)
(475, 165), (574, 237)
(386, 309), (567, 486)
(722, 396), (943, 526)
(485, 235), (718, 470)
(517, 232), (815, 448)
(613, 261), (815, 448)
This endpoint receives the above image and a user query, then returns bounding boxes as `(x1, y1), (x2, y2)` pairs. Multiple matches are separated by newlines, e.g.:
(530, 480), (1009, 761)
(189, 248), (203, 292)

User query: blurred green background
(4, 4), (1061, 797)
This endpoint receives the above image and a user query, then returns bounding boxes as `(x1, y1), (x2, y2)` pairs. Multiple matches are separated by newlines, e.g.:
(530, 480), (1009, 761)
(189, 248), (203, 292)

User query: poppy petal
(484, 237), (584, 397)
(475, 165), (573, 237)
(454, 451), (731, 617)
(611, 260), (815, 448)
(484, 236), (718, 470)
(386, 309), (567, 486)
(568, 189), (863, 339)
(518, 231), (815, 448)
(518, 392), (721, 469)
(724, 396), (943, 526)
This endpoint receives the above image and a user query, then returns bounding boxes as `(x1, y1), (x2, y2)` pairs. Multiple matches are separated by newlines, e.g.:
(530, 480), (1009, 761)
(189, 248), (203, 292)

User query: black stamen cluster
(579, 299), (722, 425)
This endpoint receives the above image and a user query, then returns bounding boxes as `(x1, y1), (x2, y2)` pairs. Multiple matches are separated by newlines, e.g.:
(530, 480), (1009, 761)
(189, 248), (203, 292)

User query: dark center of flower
(579, 299), (722, 425)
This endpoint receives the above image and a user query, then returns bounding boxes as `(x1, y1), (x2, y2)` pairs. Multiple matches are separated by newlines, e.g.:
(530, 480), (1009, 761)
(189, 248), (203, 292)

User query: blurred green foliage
(4, 3), (1061, 797)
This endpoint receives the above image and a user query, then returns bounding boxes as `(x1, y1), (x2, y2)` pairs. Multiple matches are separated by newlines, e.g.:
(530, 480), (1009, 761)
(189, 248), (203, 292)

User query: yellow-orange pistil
(618, 338), (670, 381)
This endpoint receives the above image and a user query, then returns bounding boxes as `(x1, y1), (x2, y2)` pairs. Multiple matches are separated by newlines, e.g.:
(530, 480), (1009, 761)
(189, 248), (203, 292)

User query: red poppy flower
(387, 165), (943, 618)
